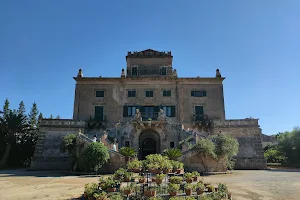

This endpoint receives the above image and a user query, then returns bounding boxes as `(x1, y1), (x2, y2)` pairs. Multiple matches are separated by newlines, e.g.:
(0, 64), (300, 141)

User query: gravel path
(0, 168), (299, 200)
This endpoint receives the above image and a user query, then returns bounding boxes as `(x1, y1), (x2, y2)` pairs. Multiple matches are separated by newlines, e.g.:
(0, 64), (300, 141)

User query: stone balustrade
(39, 119), (85, 127)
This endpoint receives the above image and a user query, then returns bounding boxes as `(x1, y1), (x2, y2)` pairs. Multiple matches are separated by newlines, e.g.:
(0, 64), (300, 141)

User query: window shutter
(171, 106), (176, 117)
(191, 90), (194, 97)
(123, 106), (128, 117)
(95, 106), (104, 121)
(203, 91), (207, 97)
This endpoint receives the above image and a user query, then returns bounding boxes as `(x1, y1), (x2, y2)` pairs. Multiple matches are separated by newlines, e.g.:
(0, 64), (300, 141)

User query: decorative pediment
(126, 49), (172, 58)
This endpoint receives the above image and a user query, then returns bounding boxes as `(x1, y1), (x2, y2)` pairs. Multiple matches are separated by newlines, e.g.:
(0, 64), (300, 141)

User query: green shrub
(191, 171), (200, 177)
(119, 147), (137, 157)
(84, 182), (98, 197)
(170, 176), (183, 184)
(168, 183), (180, 192)
(77, 142), (109, 172)
(60, 134), (77, 154)
(264, 148), (286, 163)
(113, 168), (127, 180)
(127, 160), (141, 169)
(162, 148), (182, 160)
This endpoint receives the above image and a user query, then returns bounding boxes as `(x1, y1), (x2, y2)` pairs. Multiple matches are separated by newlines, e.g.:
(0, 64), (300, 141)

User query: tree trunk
(0, 143), (12, 168)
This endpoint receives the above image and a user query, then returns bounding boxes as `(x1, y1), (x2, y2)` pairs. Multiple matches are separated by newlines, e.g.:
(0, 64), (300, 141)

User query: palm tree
(119, 147), (137, 163)
(162, 148), (182, 160)
(0, 111), (29, 168)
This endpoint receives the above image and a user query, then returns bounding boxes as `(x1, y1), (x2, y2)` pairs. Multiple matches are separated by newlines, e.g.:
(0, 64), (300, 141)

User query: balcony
(140, 112), (159, 121)
(192, 114), (209, 122)
(192, 114), (212, 131)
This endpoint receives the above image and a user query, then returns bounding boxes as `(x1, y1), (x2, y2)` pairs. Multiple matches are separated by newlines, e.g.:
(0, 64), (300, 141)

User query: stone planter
(185, 188), (192, 196)
(144, 190), (156, 197)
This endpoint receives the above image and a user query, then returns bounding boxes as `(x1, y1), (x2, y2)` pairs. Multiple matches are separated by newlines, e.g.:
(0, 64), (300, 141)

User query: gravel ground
(0, 168), (299, 200)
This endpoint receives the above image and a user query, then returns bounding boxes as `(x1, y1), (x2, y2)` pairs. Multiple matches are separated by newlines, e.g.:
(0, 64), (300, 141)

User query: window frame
(95, 90), (105, 98)
(191, 90), (207, 97)
(132, 66), (138, 76)
(145, 90), (154, 97)
(127, 89), (136, 98)
(162, 89), (171, 97)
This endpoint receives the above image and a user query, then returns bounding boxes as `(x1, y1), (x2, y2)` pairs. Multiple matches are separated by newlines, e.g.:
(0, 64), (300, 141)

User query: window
(162, 106), (176, 117)
(194, 106), (204, 120)
(123, 106), (137, 117)
(162, 90), (171, 97)
(170, 142), (175, 148)
(95, 106), (104, 121)
(125, 141), (130, 147)
(161, 67), (167, 75)
(132, 67), (138, 76)
(145, 90), (153, 97)
(191, 90), (207, 97)
(128, 90), (136, 97)
(95, 90), (105, 97)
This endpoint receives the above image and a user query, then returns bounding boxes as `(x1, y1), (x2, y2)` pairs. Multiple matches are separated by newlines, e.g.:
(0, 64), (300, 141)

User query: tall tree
(17, 101), (26, 116)
(28, 102), (39, 128)
(50, 114), (53, 119)
(3, 98), (10, 117)
(38, 113), (43, 122)
(56, 115), (60, 119)
(0, 111), (29, 168)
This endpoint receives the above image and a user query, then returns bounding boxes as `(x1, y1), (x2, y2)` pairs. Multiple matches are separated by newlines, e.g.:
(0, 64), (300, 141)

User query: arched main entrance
(139, 129), (160, 160)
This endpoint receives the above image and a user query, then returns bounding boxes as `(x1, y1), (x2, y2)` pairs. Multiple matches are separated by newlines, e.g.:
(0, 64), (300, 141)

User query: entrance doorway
(139, 129), (160, 160)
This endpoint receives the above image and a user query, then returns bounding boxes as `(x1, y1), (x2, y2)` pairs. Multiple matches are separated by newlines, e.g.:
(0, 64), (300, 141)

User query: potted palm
(155, 173), (166, 185)
(195, 182), (205, 195)
(191, 171), (200, 181)
(184, 184), (193, 196)
(119, 147), (137, 163)
(162, 148), (182, 160)
(127, 160), (141, 173)
(184, 172), (193, 183)
(168, 183), (180, 197)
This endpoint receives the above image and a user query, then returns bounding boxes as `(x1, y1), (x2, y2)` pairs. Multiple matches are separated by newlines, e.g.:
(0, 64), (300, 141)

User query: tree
(38, 113), (43, 122)
(56, 115), (60, 119)
(50, 114), (53, 119)
(77, 142), (110, 172)
(264, 148), (286, 163)
(3, 98), (10, 117)
(17, 101), (26, 116)
(28, 103), (39, 127)
(0, 111), (29, 168)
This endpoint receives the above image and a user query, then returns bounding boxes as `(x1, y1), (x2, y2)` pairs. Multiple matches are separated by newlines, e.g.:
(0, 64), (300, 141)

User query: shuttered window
(162, 90), (171, 97)
(95, 90), (105, 97)
(128, 90), (136, 97)
(95, 106), (104, 121)
(145, 90), (153, 97)
(191, 90), (207, 97)
(161, 106), (176, 117)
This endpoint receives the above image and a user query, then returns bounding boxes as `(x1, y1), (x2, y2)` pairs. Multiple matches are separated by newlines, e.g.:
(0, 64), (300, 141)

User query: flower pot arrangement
(127, 160), (141, 173)
(184, 183), (193, 196)
(155, 173), (166, 185)
(191, 171), (200, 182)
(195, 181), (205, 195)
(168, 183), (180, 197)
(184, 172), (194, 183)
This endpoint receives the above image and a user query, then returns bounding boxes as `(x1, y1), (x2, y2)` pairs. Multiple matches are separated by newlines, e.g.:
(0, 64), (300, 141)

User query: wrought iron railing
(192, 114), (209, 122)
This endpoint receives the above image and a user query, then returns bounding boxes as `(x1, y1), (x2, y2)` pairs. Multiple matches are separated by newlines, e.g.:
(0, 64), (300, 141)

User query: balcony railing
(192, 114), (209, 122)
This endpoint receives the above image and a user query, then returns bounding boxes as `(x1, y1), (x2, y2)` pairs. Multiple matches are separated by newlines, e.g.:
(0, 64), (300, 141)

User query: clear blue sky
(1, 0), (299, 135)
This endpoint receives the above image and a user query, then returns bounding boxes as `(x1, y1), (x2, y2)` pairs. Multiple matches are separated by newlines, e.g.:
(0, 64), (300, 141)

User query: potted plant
(127, 160), (141, 173)
(172, 161), (184, 174)
(138, 175), (146, 183)
(191, 171), (200, 181)
(162, 161), (173, 174)
(184, 172), (193, 183)
(195, 181), (205, 195)
(168, 183), (180, 197)
(206, 185), (214, 192)
(148, 163), (160, 174)
(113, 168), (127, 180)
(119, 147), (137, 163)
(170, 176), (183, 184)
(155, 173), (166, 185)
(204, 182), (211, 187)
(84, 182), (98, 200)
(93, 191), (109, 200)
(184, 183), (193, 196)
(152, 176), (156, 182)
(122, 183), (134, 195)
(103, 178), (118, 192)
(144, 187), (157, 197)
(123, 172), (133, 182)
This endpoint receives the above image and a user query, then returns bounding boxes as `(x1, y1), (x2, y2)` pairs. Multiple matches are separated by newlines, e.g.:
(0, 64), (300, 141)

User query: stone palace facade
(31, 49), (266, 170)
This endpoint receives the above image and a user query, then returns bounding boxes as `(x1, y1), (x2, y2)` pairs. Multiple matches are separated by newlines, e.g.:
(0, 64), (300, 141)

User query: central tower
(125, 49), (174, 77)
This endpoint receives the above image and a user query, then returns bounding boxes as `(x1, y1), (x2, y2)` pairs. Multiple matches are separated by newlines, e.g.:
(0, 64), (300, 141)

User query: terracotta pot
(155, 178), (163, 185)
(133, 168), (141, 173)
(124, 190), (132, 195)
(196, 189), (204, 195)
(176, 169), (184, 174)
(139, 178), (146, 183)
(193, 176), (198, 181)
(83, 193), (88, 198)
(186, 178), (193, 183)
(144, 190), (156, 197)
(152, 177), (156, 182)
(169, 191), (177, 197)
(124, 177), (130, 182)
(150, 169), (157, 174)
(88, 197), (95, 200)
(163, 169), (172, 174)
(207, 187), (214, 192)
(185, 188), (192, 196)
(107, 187), (116, 192)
